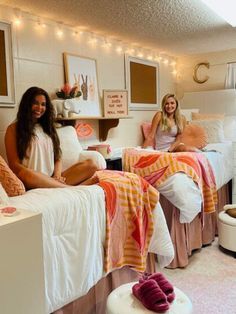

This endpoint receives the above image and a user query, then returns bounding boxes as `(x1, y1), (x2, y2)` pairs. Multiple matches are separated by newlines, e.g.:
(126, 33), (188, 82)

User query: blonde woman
(143, 93), (199, 152)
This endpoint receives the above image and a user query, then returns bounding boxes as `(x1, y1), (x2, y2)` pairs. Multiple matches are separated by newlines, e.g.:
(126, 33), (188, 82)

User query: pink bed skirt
(159, 182), (230, 269)
(52, 254), (156, 314)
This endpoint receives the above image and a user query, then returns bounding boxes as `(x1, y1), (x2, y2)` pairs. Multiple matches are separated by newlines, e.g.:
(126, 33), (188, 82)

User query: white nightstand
(232, 142), (236, 203)
(0, 209), (46, 314)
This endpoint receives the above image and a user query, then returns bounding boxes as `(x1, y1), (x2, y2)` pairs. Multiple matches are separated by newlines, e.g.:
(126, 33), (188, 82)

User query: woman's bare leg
(62, 159), (99, 185)
(80, 176), (99, 185)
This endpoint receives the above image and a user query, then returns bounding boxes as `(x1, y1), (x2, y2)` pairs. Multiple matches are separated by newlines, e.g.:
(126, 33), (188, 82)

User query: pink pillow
(0, 155), (25, 196)
(141, 122), (155, 148)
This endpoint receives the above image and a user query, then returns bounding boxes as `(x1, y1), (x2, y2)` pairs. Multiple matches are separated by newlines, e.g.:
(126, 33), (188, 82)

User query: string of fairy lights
(11, 8), (177, 76)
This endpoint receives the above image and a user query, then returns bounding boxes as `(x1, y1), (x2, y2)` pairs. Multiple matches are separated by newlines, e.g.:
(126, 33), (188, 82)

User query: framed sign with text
(103, 89), (128, 118)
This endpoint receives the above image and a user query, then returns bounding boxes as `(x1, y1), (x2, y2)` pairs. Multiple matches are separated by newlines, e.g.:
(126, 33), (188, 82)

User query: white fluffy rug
(158, 238), (236, 314)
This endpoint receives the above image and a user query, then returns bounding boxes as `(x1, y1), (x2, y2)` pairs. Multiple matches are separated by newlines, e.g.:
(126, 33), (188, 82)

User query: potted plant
(56, 83), (81, 99)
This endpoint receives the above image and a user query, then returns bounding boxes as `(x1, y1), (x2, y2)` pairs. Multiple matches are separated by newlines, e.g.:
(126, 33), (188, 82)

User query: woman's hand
(53, 159), (65, 183)
(52, 174), (66, 183)
(142, 139), (149, 148)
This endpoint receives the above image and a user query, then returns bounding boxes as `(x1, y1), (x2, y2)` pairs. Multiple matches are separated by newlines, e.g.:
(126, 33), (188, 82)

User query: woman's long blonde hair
(160, 93), (184, 133)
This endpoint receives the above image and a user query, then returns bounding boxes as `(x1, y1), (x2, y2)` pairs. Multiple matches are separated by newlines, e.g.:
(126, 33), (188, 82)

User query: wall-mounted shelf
(56, 116), (132, 141)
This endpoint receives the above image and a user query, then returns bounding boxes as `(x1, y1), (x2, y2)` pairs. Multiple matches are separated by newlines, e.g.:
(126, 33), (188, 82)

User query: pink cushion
(141, 122), (155, 148)
(0, 156), (25, 196)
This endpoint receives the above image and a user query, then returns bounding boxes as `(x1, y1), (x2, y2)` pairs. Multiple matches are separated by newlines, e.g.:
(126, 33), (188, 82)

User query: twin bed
(121, 140), (233, 268)
(4, 126), (174, 314)
(8, 184), (174, 313)
(114, 91), (235, 268)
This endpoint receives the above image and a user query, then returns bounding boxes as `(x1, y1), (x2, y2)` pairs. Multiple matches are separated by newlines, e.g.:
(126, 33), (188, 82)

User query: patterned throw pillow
(0, 156), (25, 196)
(0, 183), (9, 207)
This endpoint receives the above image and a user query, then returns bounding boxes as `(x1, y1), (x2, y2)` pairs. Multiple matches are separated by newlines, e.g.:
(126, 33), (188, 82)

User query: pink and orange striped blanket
(123, 148), (217, 214)
(96, 170), (159, 273)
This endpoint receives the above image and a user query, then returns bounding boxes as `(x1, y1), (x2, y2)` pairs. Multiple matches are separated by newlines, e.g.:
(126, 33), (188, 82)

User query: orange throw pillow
(192, 112), (224, 120)
(178, 124), (207, 149)
(0, 156), (25, 196)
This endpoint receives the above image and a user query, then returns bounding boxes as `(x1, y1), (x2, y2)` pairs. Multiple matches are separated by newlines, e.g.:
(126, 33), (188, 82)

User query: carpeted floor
(157, 238), (236, 313)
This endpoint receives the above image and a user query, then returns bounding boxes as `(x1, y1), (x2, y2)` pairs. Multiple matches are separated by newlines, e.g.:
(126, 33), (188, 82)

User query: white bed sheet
(115, 142), (233, 223)
(9, 185), (174, 313)
(203, 141), (233, 189)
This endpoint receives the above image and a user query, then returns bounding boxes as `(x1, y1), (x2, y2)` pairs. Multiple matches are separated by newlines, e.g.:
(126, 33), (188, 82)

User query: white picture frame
(125, 55), (160, 111)
(0, 21), (15, 105)
(63, 52), (101, 117)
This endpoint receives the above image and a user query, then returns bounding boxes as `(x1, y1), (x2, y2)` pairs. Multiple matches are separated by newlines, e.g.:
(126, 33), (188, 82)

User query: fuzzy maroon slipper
(132, 279), (169, 313)
(148, 273), (175, 303)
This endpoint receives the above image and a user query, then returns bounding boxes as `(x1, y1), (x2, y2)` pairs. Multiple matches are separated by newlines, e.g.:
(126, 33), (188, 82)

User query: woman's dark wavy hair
(16, 86), (61, 161)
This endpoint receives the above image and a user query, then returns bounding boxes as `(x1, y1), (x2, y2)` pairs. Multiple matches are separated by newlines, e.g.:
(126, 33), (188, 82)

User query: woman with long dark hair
(5, 86), (98, 189)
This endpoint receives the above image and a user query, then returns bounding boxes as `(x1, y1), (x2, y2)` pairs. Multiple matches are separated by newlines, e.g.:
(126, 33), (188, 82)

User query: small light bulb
(14, 18), (22, 26)
(116, 46), (123, 53)
(137, 52), (143, 58)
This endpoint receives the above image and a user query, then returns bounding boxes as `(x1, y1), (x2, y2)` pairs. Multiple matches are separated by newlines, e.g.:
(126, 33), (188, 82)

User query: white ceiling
(1, 0), (236, 56)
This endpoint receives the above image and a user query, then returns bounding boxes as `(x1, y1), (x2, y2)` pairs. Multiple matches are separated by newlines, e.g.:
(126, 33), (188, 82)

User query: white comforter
(9, 185), (174, 313)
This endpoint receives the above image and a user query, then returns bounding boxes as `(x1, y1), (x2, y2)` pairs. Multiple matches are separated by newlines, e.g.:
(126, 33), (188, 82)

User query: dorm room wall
(176, 49), (236, 101)
(0, 5), (176, 158)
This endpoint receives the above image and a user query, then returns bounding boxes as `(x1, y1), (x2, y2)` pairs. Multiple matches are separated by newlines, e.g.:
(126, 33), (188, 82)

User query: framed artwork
(103, 89), (128, 118)
(125, 55), (159, 110)
(0, 21), (15, 105)
(63, 52), (101, 116)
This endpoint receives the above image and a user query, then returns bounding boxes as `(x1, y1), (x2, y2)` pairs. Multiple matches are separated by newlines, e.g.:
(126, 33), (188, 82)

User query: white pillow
(79, 151), (106, 169)
(0, 183), (9, 208)
(57, 126), (83, 171)
(181, 109), (199, 122)
(191, 119), (225, 143)
(224, 116), (236, 141)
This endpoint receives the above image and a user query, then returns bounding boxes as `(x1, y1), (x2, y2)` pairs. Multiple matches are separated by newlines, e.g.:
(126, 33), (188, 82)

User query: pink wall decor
(76, 122), (94, 138)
